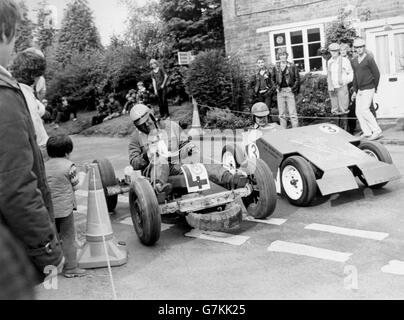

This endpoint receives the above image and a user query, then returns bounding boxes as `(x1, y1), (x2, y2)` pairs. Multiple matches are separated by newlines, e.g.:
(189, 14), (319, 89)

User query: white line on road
(382, 260), (404, 276)
(75, 189), (88, 198)
(119, 217), (173, 232)
(244, 216), (287, 226)
(185, 229), (250, 246)
(305, 223), (389, 241)
(267, 241), (352, 262)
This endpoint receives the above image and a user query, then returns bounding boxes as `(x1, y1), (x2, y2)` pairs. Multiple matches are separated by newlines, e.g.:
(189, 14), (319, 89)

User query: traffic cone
(188, 97), (204, 137)
(78, 164), (127, 269)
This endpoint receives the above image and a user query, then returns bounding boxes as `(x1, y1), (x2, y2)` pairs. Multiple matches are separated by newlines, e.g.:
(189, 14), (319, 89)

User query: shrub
(184, 49), (246, 111)
(204, 108), (253, 130)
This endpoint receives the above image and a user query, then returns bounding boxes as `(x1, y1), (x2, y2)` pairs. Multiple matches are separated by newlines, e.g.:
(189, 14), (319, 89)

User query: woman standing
(150, 59), (169, 120)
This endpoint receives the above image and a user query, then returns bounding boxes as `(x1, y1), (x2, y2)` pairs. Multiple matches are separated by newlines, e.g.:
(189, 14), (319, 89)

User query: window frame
(269, 24), (327, 74)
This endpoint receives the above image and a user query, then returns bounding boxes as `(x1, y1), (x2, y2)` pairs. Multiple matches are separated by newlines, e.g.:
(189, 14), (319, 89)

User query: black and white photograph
(1, 0), (404, 308)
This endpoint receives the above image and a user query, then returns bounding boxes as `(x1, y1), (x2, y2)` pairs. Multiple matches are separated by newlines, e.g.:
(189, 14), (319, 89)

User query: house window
(270, 25), (326, 73)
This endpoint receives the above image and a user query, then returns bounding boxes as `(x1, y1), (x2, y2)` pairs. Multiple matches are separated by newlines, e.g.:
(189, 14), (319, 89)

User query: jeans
(157, 88), (169, 118)
(356, 89), (382, 136)
(55, 214), (77, 270)
(277, 87), (298, 129)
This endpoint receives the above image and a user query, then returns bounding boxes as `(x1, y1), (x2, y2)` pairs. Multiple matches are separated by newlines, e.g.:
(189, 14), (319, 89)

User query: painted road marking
(268, 241), (352, 262)
(185, 229), (250, 246)
(75, 189), (88, 197)
(305, 223), (389, 241)
(382, 260), (404, 276)
(119, 217), (173, 232)
(244, 216), (287, 226)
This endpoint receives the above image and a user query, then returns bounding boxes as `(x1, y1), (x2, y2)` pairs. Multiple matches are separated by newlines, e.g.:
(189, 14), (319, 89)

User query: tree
(35, 0), (57, 52)
(14, 1), (34, 52)
(56, 0), (102, 65)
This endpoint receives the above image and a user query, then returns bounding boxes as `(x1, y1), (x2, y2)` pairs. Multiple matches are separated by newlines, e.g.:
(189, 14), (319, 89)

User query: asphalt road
(36, 135), (404, 300)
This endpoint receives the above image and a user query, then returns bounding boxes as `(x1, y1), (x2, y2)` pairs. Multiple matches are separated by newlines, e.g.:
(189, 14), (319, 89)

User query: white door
(367, 27), (404, 119)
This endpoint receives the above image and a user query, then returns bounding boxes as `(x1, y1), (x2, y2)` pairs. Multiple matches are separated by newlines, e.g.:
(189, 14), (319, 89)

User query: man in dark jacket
(272, 48), (301, 129)
(0, 0), (64, 283)
(254, 58), (275, 122)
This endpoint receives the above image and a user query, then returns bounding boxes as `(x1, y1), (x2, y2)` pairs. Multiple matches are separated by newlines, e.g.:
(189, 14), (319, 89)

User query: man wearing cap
(351, 38), (382, 140)
(128, 105), (247, 196)
(272, 48), (300, 129)
(327, 43), (354, 131)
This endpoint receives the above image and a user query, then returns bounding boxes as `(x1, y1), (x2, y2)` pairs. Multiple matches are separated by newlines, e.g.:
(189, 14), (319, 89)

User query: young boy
(92, 98), (109, 125)
(254, 58), (275, 120)
(136, 81), (150, 105)
(150, 59), (169, 120)
(0, 0), (64, 281)
(45, 135), (88, 278)
(104, 93), (123, 121)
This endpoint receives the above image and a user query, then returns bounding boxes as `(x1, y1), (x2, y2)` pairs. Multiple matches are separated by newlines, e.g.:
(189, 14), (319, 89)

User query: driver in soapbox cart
(124, 104), (277, 246)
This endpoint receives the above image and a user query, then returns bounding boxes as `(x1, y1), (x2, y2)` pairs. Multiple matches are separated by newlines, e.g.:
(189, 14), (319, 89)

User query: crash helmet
(130, 104), (152, 126)
(251, 102), (270, 117)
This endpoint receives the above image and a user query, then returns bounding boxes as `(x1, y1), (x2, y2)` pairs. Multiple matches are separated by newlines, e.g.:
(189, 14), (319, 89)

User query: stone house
(221, 0), (404, 118)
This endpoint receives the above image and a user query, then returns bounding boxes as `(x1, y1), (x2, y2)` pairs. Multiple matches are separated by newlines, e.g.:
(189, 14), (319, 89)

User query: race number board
(181, 164), (211, 193)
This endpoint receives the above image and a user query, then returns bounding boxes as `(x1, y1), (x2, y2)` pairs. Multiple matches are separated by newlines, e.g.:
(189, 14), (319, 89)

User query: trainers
(72, 118), (78, 122)
(63, 267), (88, 278)
(54, 124), (59, 129)
(155, 182), (173, 196)
(367, 132), (383, 141)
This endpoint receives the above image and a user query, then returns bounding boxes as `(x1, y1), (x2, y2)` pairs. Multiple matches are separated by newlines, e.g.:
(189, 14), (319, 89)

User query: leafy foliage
(204, 108), (253, 130)
(56, 0), (102, 66)
(14, 1), (34, 53)
(35, 1), (57, 52)
(184, 49), (246, 111)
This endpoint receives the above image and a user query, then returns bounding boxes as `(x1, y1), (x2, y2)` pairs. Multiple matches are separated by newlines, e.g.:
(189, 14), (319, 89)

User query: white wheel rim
(363, 149), (379, 160)
(282, 165), (304, 200)
(222, 151), (237, 174)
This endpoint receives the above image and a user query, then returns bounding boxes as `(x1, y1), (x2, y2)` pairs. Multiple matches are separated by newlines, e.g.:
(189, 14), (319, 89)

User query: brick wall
(222, 0), (404, 71)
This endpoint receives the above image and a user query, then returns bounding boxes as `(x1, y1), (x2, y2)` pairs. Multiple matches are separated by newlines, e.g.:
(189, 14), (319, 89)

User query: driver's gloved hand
(155, 182), (173, 196)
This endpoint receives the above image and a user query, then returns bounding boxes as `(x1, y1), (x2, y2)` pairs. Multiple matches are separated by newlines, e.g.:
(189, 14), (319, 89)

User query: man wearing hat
(327, 42), (354, 131)
(272, 48), (300, 129)
(351, 38), (382, 140)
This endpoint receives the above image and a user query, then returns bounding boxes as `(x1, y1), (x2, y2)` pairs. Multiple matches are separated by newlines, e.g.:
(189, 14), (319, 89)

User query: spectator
(136, 81), (150, 105)
(92, 98), (109, 125)
(11, 49), (50, 160)
(62, 96), (77, 122)
(45, 135), (88, 278)
(272, 48), (300, 129)
(21, 47), (47, 101)
(0, 0), (64, 282)
(327, 43), (354, 131)
(254, 58), (275, 122)
(104, 93), (122, 121)
(150, 59), (170, 120)
(0, 224), (36, 300)
(351, 38), (383, 140)
(122, 89), (136, 115)
(42, 99), (54, 124)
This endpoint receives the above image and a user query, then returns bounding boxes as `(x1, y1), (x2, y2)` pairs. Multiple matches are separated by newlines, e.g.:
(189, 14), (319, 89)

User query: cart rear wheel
(281, 156), (317, 207)
(242, 159), (277, 219)
(358, 141), (392, 189)
(129, 178), (161, 246)
(93, 159), (118, 212)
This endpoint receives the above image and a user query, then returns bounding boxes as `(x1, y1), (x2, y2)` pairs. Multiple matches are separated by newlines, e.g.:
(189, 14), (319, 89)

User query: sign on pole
(178, 52), (195, 65)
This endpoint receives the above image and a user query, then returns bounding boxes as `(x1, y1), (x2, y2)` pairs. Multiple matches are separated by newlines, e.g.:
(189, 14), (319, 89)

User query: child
(92, 98), (109, 125)
(150, 59), (169, 120)
(136, 81), (150, 105)
(45, 135), (88, 278)
(122, 89), (136, 115)
(104, 93), (123, 121)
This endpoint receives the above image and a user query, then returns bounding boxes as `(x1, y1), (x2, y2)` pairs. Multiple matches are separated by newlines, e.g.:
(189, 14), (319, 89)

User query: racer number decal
(181, 164), (211, 193)
(247, 143), (260, 159)
(319, 124), (340, 134)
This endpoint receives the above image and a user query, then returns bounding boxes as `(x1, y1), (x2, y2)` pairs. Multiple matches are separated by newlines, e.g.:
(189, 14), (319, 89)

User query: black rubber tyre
(221, 144), (246, 171)
(242, 159), (277, 219)
(358, 141), (393, 189)
(280, 156), (317, 207)
(129, 178), (161, 246)
(186, 202), (242, 232)
(93, 159), (118, 212)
